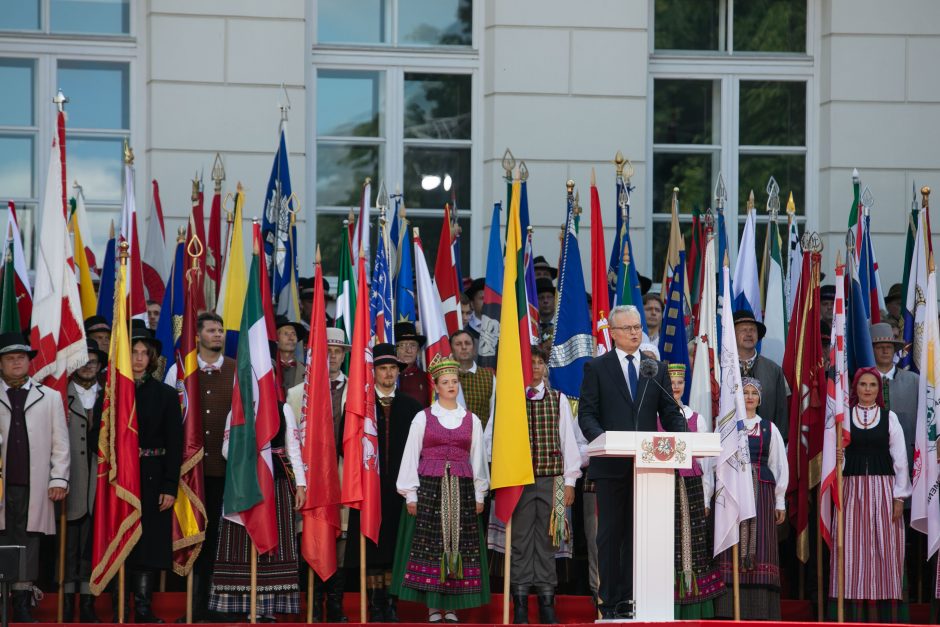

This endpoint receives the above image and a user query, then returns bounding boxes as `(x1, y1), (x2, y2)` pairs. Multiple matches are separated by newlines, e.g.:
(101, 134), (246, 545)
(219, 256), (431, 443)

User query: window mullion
(724, 76), (738, 256)
(387, 67), (403, 199)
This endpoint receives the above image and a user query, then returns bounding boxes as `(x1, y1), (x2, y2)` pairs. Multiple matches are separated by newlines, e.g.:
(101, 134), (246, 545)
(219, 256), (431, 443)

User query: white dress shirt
(396, 401), (489, 504)
(849, 407), (912, 499)
(75, 382), (100, 411)
(742, 415), (789, 510)
(163, 353), (225, 389)
(614, 347), (642, 399)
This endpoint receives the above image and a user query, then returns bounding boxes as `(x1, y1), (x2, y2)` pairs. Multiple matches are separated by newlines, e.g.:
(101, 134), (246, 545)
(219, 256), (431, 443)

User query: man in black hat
(395, 321), (429, 406)
(62, 340), (106, 622)
(84, 315), (111, 355)
(734, 310), (790, 439)
(299, 276), (335, 332)
(820, 285), (835, 327)
(533, 256), (558, 282)
(275, 315), (308, 394)
(885, 283), (903, 319)
(359, 343), (424, 621)
(0, 332), (70, 621)
(464, 278), (485, 339)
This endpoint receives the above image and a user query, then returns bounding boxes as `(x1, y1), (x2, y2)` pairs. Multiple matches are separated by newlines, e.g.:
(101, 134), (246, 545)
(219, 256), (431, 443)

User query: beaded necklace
(855, 403), (879, 428)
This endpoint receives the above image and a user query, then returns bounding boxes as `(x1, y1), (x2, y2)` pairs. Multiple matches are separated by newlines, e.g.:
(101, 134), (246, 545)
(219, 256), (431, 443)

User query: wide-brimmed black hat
(373, 342), (407, 370)
(464, 277), (485, 300)
(533, 256), (558, 280)
(83, 339), (107, 370)
(885, 283), (903, 304)
(299, 276), (333, 302)
(820, 285), (835, 302)
(0, 332), (36, 359)
(130, 320), (162, 354)
(275, 315), (308, 343)
(637, 273), (653, 295)
(84, 315), (111, 334)
(732, 310), (767, 340)
(536, 277), (556, 296)
(395, 322), (426, 347)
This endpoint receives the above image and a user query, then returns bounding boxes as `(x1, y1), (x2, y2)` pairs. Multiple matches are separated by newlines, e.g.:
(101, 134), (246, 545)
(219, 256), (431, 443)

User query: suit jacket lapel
(604, 351), (634, 407)
(24, 382), (44, 412)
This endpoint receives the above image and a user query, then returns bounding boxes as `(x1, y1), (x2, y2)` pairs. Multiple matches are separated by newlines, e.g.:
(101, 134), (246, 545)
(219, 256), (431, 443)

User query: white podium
(587, 431), (720, 622)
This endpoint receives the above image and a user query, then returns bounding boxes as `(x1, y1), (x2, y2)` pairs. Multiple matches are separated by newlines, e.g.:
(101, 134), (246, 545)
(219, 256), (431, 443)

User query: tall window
(0, 0), (130, 35)
(312, 0), (477, 278)
(649, 0), (812, 280)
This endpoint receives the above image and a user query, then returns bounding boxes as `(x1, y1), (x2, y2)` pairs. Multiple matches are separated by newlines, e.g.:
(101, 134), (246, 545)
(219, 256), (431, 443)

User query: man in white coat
(0, 332), (70, 622)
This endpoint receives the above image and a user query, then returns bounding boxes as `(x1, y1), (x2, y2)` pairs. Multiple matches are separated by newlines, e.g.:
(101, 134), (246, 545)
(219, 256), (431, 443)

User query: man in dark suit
(578, 305), (687, 619)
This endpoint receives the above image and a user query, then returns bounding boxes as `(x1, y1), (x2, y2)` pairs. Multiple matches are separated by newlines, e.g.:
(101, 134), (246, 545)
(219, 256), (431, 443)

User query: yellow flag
(71, 206), (98, 319)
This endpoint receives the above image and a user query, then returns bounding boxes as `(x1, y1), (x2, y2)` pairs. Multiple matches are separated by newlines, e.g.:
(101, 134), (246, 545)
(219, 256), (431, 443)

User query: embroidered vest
(198, 357), (236, 478)
(459, 366), (494, 427)
(417, 408), (473, 478)
(747, 418), (775, 484)
(678, 411), (704, 478)
(527, 388), (564, 477)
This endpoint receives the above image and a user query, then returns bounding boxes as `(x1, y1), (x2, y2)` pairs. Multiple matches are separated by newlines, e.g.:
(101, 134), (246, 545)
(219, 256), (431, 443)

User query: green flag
(334, 226), (357, 371)
(0, 244), (20, 334)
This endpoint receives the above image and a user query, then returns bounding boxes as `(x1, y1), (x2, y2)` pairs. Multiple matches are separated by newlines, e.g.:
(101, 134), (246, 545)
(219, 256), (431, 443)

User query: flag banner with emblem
(300, 259), (342, 579)
(434, 203), (462, 335)
(520, 181), (540, 344)
(171, 229), (208, 575)
(786, 193), (803, 320)
(607, 177), (627, 308)
(478, 202), (503, 369)
(4, 202), (32, 330)
(370, 216), (394, 344)
(548, 187), (593, 399)
(142, 180), (168, 304)
(414, 232), (450, 364)
(900, 187), (921, 371)
(732, 201), (761, 322)
(612, 182), (647, 332)
(394, 203), (415, 325)
(262, 121), (300, 321)
(845, 252), (875, 377)
(353, 180), (371, 270)
(689, 225), (718, 429)
(70, 185), (98, 319)
(688, 204), (705, 317)
(90, 258), (142, 595)
(335, 219), (357, 347)
(783, 248), (825, 563)
(155, 234), (185, 374)
(820, 259), (849, 547)
(222, 226), (280, 554)
(660, 250), (691, 404)
(589, 179), (611, 356)
(491, 180), (534, 523)
(185, 181), (208, 314)
(96, 222), (117, 325)
(858, 210), (885, 324)
(206, 168), (223, 311)
(0, 234), (21, 334)
(714, 265), (756, 556)
(340, 254), (381, 543)
(216, 188), (247, 358)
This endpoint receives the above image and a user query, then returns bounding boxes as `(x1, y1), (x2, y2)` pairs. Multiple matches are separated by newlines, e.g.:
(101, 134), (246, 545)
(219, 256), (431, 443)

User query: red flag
(255, 225), (283, 401)
(589, 180), (611, 355)
(340, 255), (381, 543)
(782, 249), (826, 563)
(6, 202), (33, 331)
(141, 180), (167, 304)
(186, 182), (207, 313)
(434, 203), (462, 334)
(171, 233), (207, 575)
(90, 258), (142, 594)
(120, 156), (148, 327)
(206, 174), (223, 310)
(300, 257), (341, 580)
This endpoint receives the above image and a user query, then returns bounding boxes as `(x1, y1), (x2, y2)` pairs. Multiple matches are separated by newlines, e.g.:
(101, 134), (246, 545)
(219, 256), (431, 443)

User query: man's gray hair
(609, 305), (641, 326)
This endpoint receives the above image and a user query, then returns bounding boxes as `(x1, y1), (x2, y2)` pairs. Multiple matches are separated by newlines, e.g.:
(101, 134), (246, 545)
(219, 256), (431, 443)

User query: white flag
(713, 265), (757, 556)
(689, 231), (718, 430)
(732, 207), (761, 321)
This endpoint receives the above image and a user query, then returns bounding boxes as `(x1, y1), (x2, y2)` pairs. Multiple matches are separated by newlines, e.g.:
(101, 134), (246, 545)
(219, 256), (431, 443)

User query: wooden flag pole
(307, 567), (314, 623)
(160, 570), (166, 592)
(250, 544), (258, 624)
(836, 438), (845, 623)
(118, 565), (126, 624)
(359, 533), (367, 623)
(57, 507), (66, 621)
(186, 571), (194, 624)
(816, 509), (824, 621)
(731, 543), (741, 621)
(503, 518), (512, 625)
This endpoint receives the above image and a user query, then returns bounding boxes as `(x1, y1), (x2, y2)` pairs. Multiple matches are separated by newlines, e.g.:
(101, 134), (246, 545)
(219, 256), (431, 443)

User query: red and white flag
(434, 203), (462, 334)
(120, 159), (148, 325)
(352, 180), (371, 269)
(29, 110), (87, 402)
(414, 232), (449, 362)
(589, 179), (610, 355)
(5, 202), (32, 328)
(142, 180), (168, 303)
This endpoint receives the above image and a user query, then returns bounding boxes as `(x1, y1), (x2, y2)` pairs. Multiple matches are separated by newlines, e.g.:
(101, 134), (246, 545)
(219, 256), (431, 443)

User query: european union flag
(370, 223), (394, 343)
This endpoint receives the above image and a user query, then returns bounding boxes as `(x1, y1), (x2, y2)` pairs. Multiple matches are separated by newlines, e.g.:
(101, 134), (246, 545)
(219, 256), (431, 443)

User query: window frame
(307, 0), (483, 276)
(646, 0), (820, 280)
(0, 0), (134, 39)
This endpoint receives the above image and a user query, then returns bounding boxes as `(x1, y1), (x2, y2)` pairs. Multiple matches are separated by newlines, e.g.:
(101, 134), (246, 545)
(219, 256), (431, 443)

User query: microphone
(635, 358), (685, 413)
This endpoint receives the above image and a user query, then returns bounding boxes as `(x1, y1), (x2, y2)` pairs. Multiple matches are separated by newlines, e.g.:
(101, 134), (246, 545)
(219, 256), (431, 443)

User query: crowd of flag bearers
(3, 99), (940, 626)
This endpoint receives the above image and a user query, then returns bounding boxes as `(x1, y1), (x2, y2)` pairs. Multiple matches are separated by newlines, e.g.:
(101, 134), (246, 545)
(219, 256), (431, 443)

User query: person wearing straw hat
(287, 326), (350, 622)
(396, 321), (430, 406)
(61, 339), (107, 623)
(734, 310), (790, 441)
(666, 363), (724, 619)
(871, 322), (918, 483)
(275, 315), (308, 394)
(392, 353), (490, 623)
(0, 332), (70, 622)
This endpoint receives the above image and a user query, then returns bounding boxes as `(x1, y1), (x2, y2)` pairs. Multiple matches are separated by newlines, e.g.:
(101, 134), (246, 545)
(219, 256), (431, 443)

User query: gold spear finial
(566, 179), (575, 195)
(176, 226), (186, 244)
(747, 189), (755, 213)
(922, 186), (931, 209)
(614, 151), (625, 177)
(123, 138), (134, 165)
(118, 240), (130, 262)
(501, 148), (516, 178)
(519, 160), (529, 182)
(212, 153), (225, 192)
(786, 192), (796, 215)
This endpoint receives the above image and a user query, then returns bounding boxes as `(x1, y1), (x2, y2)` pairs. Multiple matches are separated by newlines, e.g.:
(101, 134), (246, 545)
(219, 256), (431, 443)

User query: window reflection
(404, 73), (471, 140)
(734, 0), (806, 53)
(51, 0), (129, 35)
(652, 152), (718, 215)
(316, 143), (381, 207)
(739, 81), (806, 146)
(0, 1), (40, 31)
(403, 146), (469, 210)
(737, 154), (805, 216)
(0, 59), (34, 127)
(317, 70), (382, 137)
(57, 61), (130, 130)
(654, 79), (719, 145)
(318, 0), (386, 44)
(654, 0), (720, 51)
(0, 136), (34, 199)
(398, 0), (472, 46)
(69, 136), (125, 203)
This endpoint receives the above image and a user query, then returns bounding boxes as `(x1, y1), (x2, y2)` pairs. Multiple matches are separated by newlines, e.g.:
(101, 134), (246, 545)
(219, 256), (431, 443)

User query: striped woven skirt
(714, 469), (780, 620)
(674, 474), (724, 613)
(830, 475), (904, 600)
(209, 477), (300, 616)
(390, 474), (490, 611)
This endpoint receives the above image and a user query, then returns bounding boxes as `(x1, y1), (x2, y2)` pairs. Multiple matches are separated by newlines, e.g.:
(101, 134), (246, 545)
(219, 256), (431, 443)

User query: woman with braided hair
(713, 377), (788, 620)
(392, 354), (490, 623)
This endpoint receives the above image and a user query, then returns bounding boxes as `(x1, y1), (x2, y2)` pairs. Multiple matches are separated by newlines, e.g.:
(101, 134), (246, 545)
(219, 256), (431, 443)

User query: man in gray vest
(734, 310), (790, 441)
(871, 322), (918, 477)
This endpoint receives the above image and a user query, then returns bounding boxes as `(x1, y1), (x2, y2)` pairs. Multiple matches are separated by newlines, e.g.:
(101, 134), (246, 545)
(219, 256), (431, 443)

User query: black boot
(326, 591), (348, 623)
(536, 593), (558, 624)
(385, 596), (399, 623)
(80, 594), (101, 623)
(133, 571), (164, 623)
(12, 590), (37, 623)
(368, 587), (387, 622)
(512, 594), (529, 624)
(311, 585), (325, 623)
(62, 591), (75, 622)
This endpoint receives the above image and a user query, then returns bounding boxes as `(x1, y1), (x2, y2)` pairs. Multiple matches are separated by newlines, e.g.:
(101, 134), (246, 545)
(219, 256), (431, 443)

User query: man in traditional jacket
(450, 329), (494, 428)
(395, 322), (430, 406)
(0, 332), (70, 622)
(62, 340), (106, 622)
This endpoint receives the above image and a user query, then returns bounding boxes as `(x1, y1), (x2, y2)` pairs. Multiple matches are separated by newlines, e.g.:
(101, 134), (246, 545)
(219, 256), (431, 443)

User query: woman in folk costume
(392, 354), (490, 623)
(208, 401), (307, 621)
(666, 364), (724, 618)
(126, 322), (184, 623)
(831, 367), (910, 621)
(714, 377), (788, 620)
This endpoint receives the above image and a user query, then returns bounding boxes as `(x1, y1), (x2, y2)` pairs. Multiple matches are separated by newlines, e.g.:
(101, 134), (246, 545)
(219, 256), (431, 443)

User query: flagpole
(57, 507), (66, 621)
(118, 565), (126, 624)
(360, 533), (367, 623)
(250, 543), (258, 624)
(307, 567), (314, 624)
(503, 517), (512, 625)
(731, 543), (741, 621)
(836, 403), (845, 623)
(186, 571), (194, 624)
(816, 508), (823, 621)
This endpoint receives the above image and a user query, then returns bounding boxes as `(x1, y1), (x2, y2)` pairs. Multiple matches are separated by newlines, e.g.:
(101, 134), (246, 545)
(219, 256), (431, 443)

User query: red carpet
(25, 593), (938, 624)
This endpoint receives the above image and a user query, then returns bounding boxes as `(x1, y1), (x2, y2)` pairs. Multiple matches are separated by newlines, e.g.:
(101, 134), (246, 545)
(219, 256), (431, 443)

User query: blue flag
(846, 253), (876, 376)
(389, 194), (403, 277)
(607, 178), (628, 308)
(370, 223), (394, 342)
(477, 203), (503, 370)
(548, 193), (593, 398)
(395, 221), (415, 323)
(96, 230), (116, 324)
(613, 198), (648, 333)
(261, 122), (299, 320)
(659, 251), (691, 404)
(155, 237), (185, 374)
